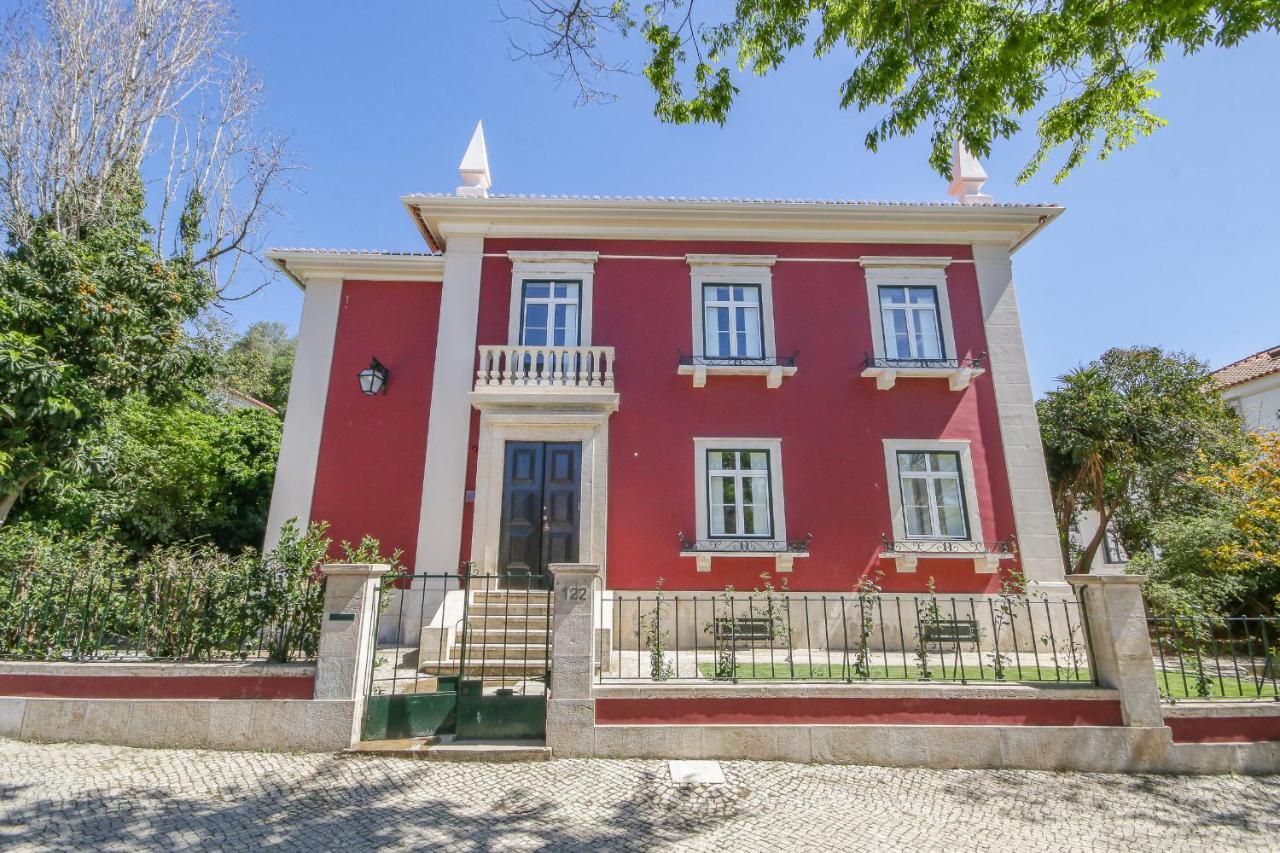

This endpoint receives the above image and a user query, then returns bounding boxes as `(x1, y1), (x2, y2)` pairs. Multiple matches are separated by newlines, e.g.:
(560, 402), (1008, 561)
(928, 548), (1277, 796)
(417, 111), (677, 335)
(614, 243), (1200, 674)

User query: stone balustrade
(475, 345), (615, 389)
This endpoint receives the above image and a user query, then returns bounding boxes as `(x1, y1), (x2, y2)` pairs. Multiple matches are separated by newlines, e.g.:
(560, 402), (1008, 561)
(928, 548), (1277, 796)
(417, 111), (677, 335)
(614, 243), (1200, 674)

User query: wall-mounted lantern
(358, 357), (388, 396)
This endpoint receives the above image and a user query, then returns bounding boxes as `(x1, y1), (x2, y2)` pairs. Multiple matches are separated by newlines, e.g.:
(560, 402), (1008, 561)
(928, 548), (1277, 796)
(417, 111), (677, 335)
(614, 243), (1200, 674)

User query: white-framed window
(702, 284), (763, 359)
(687, 255), (778, 362)
(693, 437), (787, 542)
(861, 257), (956, 362)
(506, 251), (598, 346)
(896, 450), (968, 539)
(707, 448), (772, 537)
(879, 285), (944, 360)
(882, 439), (983, 543)
(520, 280), (580, 346)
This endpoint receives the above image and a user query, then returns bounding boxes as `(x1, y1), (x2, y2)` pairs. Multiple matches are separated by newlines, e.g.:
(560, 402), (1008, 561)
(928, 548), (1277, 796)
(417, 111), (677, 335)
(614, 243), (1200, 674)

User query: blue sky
(232, 2), (1279, 395)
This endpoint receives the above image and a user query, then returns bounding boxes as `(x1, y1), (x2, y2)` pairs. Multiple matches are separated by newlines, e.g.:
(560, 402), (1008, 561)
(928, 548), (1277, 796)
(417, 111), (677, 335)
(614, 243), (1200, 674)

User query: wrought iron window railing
(678, 351), (798, 368)
(678, 532), (813, 554)
(880, 535), (1017, 556)
(863, 353), (985, 371)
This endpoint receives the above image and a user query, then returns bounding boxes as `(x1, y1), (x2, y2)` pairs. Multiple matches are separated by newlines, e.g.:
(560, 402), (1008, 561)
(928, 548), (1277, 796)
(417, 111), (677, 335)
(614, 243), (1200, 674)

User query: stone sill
(678, 363), (797, 389)
(861, 365), (984, 391)
(879, 549), (1015, 573)
(0, 660), (316, 679)
(680, 549), (810, 573)
(593, 682), (1117, 702)
(470, 388), (620, 411)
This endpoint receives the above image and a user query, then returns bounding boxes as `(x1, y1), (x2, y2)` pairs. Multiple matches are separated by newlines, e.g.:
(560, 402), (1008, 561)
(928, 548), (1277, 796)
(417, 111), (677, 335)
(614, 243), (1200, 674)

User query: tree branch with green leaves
(505, 1), (1279, 182)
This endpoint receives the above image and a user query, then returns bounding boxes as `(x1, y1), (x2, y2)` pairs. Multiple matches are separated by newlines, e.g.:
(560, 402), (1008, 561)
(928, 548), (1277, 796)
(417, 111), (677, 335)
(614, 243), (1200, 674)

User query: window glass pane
(883, 308), (910, 359)
(705, 306), (729, 356)
(744, 452), (768, 470)
(522, 303), (548, 346)
(739, 306), (762, 357)
(880, 287), (907, 305)
(908, 287), (936, 306)
(714, 286), (730, 301)
(912, 307), (942, 358)
(938, 506), (967, 538)
(525, 283), (550, 299)
(932, 453), (959, 473)
(905, 506), (933, 538)
(899, 452), (928, 472)
(933, 477), (962, 509)
(555, 282), (579, 299)
(553, 302), (579, 346)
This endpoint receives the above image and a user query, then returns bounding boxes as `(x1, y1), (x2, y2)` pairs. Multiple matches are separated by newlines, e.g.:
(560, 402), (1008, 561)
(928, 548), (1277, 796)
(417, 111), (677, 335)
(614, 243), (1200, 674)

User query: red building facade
(265, 130), (1068, 599)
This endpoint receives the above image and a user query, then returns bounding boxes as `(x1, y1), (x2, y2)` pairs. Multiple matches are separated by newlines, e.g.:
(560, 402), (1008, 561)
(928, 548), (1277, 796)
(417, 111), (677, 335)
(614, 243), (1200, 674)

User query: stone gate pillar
(1067, 573), (1163, 728)
(316, 563), (389, 745)
(547, 563), (600, 757)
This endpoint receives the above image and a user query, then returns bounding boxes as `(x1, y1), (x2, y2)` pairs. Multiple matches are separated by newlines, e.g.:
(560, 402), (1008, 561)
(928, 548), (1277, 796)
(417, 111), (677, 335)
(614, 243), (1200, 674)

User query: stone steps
(347, 738), (551, 762)
(420, 590), (554, 678)
(419, 659), (549, 676)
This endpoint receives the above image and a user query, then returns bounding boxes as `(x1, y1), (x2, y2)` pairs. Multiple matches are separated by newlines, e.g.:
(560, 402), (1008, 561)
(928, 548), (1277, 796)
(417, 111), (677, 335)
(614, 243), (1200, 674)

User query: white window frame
(881, 439), (995, 573)
(701, 283), (764, 359)
(506, 251), (598, 347)
(706, 448), (774, 539)
(860, 257), (982, 391)
(877, 284), (946, 361)
(689, 437), (803, 572)
(682, 255), (795, 388)
(518, 280), (582, 346)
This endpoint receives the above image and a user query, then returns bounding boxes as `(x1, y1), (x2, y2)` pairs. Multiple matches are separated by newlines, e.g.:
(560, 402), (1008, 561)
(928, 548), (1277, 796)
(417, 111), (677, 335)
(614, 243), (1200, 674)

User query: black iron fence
(602, 589), (1094, 685)
(0, 559), (322, 663)
(1148, 612), (1280, 701)
(369, 570), (552, 699)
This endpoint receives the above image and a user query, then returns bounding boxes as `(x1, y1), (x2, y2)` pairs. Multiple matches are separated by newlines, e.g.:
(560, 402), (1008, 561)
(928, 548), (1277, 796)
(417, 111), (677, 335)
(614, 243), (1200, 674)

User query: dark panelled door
(498, 441), (581, 582)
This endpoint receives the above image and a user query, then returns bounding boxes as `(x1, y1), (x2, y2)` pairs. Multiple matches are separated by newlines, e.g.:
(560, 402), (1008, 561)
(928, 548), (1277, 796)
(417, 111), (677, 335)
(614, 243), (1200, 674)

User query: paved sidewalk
(0, 738), (1277, 851)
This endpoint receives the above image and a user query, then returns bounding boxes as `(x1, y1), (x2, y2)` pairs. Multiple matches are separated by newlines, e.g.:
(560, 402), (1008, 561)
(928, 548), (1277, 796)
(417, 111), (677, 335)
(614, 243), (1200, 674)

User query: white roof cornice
(267, 249), (445, 289)
(401, 195), (1063, 254)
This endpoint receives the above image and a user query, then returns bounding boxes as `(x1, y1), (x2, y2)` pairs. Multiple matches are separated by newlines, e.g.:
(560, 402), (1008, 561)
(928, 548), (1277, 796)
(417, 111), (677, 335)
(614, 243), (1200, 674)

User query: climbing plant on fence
(0, 519), (332, 662)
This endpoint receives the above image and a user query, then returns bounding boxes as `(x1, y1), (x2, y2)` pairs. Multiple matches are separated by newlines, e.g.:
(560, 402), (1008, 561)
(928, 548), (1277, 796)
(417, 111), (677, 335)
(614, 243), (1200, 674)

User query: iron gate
(361, 571), (552, 741)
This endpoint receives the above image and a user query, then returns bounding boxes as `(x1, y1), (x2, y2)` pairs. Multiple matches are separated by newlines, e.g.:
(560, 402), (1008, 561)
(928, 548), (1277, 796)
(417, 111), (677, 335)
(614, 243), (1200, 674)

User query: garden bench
(712, 616), (775, 646)
(922, 618), (979, 650)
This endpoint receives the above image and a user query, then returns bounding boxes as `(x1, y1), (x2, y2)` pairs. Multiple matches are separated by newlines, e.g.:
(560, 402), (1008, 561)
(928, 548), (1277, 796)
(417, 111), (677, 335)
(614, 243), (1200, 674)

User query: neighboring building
(1213, 344), (1280, 434)
(216, 388), (280, 415)
(262, 123), (1068, 608)
(1071, 510), (1130, 573)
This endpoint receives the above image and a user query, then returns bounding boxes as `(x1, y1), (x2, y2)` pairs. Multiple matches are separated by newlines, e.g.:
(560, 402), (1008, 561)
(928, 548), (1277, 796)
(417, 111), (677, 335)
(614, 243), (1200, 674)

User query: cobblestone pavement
(1, 738), (1278, 851)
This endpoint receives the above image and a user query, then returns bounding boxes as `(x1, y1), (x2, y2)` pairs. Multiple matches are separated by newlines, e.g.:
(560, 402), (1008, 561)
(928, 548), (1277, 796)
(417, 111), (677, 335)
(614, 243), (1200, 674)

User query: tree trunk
(0, 490), (19, 526)
(1072, 499), (1111, 575)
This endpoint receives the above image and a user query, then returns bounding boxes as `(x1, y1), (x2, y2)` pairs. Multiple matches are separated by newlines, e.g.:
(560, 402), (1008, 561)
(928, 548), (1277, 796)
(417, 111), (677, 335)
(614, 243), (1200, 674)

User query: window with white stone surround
(679, 255), (796, 388)
(879, 439), (1012, 573)
(506, 251), (597, 346)
(683, 437), (807, 572)
(860, 257), (984, 391)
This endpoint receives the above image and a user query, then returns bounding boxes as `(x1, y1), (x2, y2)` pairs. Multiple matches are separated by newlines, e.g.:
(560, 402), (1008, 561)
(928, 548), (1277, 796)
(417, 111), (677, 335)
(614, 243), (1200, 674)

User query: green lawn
(1156, 670), (1280, 700)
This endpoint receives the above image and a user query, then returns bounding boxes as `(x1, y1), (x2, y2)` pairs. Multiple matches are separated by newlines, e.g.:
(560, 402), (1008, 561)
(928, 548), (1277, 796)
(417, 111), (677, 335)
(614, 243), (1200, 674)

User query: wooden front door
(497, 441), (581, 582)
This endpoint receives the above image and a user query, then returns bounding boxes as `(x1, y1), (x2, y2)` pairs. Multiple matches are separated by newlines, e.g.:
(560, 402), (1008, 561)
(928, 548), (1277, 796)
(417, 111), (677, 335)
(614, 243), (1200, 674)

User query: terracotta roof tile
(1213, 345), (1280, 390)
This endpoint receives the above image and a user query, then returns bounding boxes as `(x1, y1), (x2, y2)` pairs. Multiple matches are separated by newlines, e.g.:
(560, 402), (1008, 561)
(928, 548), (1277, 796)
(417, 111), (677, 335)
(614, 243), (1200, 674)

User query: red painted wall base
(1166, 715), (1280, 744)
(0, 674), (315, 701)
(595, 696), (1124, 727)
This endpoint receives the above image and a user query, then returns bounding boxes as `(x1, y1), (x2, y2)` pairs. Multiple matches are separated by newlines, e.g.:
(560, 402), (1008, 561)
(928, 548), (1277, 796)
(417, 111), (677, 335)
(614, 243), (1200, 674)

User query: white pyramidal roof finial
(947, 139), (992, 205)
(456, 120), (491, 198)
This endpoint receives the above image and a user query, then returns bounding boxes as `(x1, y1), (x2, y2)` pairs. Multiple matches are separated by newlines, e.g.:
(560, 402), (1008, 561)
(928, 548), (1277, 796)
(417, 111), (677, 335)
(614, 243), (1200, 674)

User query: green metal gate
(361, 571), (551, 741)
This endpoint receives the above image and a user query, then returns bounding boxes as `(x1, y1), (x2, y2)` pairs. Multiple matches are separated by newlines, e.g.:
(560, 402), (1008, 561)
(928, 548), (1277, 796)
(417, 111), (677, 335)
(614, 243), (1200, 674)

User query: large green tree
(508, 1), (1279, 181)
(0, 176), (211, 523)
(14, 396), (282, 554)
(1037, 346), (1245, 574)
(219, 321), (296, 412)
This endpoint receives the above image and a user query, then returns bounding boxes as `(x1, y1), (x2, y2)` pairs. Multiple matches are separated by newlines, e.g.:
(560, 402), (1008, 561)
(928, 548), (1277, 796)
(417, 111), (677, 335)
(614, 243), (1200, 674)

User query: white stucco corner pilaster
(971, 243), (1065, 585)
(414, 234), (486, 572)
(263, 275), (344, 552)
